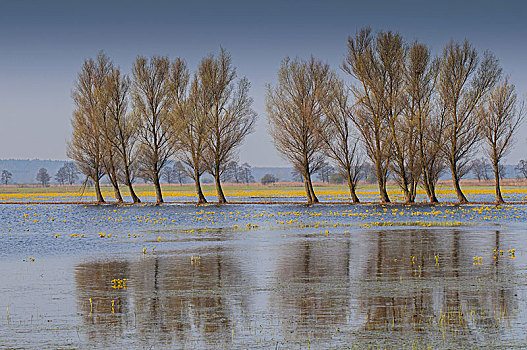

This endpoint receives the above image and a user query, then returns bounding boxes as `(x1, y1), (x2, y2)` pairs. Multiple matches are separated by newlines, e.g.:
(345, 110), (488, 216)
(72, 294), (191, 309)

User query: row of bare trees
(267, 28), (524, 204)
(68, 49), (256, 204)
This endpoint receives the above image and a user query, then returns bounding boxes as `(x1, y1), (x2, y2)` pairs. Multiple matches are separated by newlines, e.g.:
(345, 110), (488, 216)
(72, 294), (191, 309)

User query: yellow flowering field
(0, 183), (525, 204)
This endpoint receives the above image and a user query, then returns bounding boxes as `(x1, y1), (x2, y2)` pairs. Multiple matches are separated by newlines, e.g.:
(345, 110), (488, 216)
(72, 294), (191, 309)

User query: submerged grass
(360, 221), (467, 228)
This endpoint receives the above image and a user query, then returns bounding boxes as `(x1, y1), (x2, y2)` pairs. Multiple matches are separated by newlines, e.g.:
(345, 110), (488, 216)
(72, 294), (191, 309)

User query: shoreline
(0, 200), (525, 206)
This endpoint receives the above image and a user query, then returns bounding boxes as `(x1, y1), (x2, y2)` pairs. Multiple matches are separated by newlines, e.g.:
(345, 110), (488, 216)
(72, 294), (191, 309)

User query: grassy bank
(0, 180), (525, 204)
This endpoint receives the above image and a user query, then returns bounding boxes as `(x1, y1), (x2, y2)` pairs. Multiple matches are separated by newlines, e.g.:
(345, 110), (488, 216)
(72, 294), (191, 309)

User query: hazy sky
(1, 0), (526, 166)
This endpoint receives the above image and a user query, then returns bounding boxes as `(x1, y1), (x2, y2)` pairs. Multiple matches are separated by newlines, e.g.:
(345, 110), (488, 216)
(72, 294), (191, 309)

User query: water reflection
(75, 248), (249, 348)
(271, 239), (352, 342)
(355, 229), (517, 344)
(74, 228), (520, 348)
(75, 260), (132, 343)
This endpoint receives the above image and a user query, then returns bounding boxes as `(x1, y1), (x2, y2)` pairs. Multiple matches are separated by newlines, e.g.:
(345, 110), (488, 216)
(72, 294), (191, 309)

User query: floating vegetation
(110, 278), (129, 289)
(361, 221), (466, 228)
(190, 255), (201, 265)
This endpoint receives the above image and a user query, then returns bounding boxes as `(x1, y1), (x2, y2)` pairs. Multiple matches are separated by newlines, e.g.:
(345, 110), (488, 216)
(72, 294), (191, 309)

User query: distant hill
(0, 159), (522, 184)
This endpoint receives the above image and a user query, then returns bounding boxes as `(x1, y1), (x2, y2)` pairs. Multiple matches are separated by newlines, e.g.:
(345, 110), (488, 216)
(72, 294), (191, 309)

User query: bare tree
(516, 160), (527, 179)
(68, 52), (110, 203)
(87, 53), (124, 202)
(376, 32), (421, 203)
(267, 56), (330, 204)
(132, 56), (176, 204)
(363, 163), (378, 184)
(55, 166), (67, 185)
(317, 77), (363, 202)
(105, 65), (141, 203)
(499, 164), (507, 180)
(56, 162), (79, 185)
(1, 170), (12, 185)
(239, 162), (254, 184)
(471, 157), (491, 181)
(170, 59), (209, 203)
(36, 168), (50, 187)
(438, 40), (501, 203)
(101, 142), (124, 202)
(200, 49), (256, 203)
(63, 162), (79, 184)
(222, 161), (241, 183)
(406, 42), (444, 203)
(173, 161), (188, 185)
(291, 169), (302, 182)
(160, 165), (175, 183)
(67, 110), (106, 200)
(316, 161), (334, 183)
(343, 28), (392, 203)
(160, 161), (188, 185)
(480, 78), (525, 203)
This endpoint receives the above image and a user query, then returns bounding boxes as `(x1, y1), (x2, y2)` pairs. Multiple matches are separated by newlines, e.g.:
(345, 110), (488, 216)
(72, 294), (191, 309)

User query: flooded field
(1, 195), (527, 348)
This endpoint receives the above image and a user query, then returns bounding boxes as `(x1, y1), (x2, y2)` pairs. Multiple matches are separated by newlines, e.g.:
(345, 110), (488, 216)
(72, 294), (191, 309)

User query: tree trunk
(375, 161), (390, 203)
(113, 183), (123, 203)
(306, 173), (319, 204)
(304, 178), (313, 203)
(94, 177), (105, 204)
(346, 170), (360, 203)
(214, 173), (227, 204)
(153, 171), (164, 204)
(402, 187), (412, 203)
(422, 171), (438, 203)
(450, 163), (468, 203)
(105, 152), (123, 203)
(379, 182), (390, 203)
(398, 165), (411, 203)
(427, 179), (439, 203)
(127, 181), (141, 203)
(493, 160), (504, 204)
(407, 180), (417, 203)
(194, 169), (207, 204)
(123, 166), (140, 203)
(108, 169), (123, 203)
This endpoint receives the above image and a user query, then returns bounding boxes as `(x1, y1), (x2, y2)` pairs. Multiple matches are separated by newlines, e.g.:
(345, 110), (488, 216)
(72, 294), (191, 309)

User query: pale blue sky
(1, 0), (526, 166)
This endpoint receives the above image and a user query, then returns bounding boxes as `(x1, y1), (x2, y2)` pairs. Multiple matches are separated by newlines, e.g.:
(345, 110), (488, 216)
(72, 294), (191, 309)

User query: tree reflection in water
(74, 228), (519, 348)
(355, 229), (517, 344)
(75, 248), (248, 348)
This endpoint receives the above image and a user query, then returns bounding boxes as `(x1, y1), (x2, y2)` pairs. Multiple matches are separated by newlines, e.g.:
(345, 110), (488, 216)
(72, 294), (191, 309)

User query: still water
(0, 203), (526, 348)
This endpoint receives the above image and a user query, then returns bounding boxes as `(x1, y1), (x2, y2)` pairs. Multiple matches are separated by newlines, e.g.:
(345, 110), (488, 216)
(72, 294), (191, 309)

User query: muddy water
(0, 203), (526, 348)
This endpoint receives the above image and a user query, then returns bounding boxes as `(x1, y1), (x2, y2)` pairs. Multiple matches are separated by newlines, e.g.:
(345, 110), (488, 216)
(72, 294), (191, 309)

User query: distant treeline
(0, 159), (261, 185)
(0, 159), (524, 187)
(66, 28), (526, 204)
